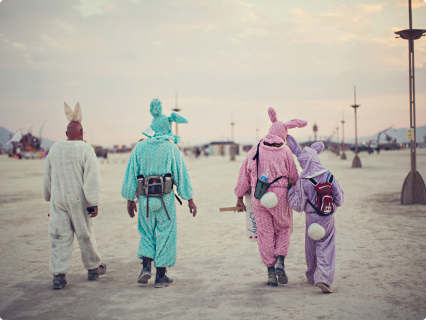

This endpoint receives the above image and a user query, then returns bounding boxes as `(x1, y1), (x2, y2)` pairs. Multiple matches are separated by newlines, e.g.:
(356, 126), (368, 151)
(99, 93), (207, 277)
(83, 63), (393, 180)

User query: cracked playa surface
(0, 149), (425, 320)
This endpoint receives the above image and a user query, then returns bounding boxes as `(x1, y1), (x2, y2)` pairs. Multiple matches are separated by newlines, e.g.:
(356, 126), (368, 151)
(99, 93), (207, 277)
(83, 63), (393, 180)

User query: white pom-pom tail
(308, 223), (325, 241)
(260, 192), (278, 209)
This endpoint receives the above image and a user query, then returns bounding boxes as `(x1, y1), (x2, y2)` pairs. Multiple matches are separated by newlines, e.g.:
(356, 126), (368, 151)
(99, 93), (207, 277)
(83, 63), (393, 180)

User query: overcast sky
(0, 0), (425, 147)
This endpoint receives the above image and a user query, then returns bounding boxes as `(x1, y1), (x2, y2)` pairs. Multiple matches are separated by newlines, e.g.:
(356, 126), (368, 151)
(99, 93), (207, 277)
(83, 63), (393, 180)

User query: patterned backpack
(306, 172), (334, 216)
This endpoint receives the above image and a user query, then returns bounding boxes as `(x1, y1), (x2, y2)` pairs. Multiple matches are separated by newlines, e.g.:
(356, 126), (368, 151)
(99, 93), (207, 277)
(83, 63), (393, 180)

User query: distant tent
(8, 132), (22, 143)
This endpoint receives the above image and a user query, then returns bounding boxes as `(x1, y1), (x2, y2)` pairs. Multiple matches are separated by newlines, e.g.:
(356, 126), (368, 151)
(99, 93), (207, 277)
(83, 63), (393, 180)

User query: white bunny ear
(64, 102), (76, 121)
(74, 101), (82, 122)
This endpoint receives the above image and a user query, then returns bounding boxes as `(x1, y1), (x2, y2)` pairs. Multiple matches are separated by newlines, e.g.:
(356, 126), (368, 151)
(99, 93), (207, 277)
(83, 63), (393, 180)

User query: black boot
(53, 274), (67, 290)
(267, 267), (278, 287)
(137, 257), (152, 284)
(154, 267), (174, 288)
(275, 255), (288, 284)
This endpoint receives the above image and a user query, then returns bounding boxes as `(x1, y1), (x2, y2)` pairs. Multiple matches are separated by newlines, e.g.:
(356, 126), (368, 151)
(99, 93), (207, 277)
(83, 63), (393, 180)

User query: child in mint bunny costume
(121, 99), (197, 288)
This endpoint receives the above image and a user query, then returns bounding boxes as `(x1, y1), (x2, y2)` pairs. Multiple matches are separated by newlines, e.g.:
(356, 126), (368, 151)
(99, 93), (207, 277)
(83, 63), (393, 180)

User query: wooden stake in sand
(219, 207), (243, 212)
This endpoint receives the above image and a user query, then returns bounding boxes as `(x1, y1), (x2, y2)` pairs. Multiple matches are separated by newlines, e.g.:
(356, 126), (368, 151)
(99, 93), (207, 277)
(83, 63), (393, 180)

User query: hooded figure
(286, 135), (344, 293)
(43, 102), (106, 290)
(234, 107), (306, 287)
(121, 99), (197, 288)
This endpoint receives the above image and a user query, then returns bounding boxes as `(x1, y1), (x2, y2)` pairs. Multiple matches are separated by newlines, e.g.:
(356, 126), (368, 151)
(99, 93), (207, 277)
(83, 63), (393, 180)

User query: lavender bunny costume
(287, 135), (344, 287)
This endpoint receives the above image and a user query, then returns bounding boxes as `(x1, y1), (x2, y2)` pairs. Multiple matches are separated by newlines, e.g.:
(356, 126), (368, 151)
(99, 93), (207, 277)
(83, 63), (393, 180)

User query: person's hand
(89, 206), (98, 218)
(127, 200), (137, 218)
(188, 198), (197, 217)
(235, 197), (246, 212)
(288, 178), (296, 187)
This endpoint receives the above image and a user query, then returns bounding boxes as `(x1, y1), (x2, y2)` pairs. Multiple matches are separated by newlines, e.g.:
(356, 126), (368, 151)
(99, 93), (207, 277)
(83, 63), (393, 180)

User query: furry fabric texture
(64, 102), (82, 122)
(260, 192), (278, 209)
(267, 107), (307, 142)
(43, 140), (102, 275)
(234, 108), (304, 267)
(287, 135), (344, 286)
(121, 130), (194, 268)
(307, 223), (325, 240)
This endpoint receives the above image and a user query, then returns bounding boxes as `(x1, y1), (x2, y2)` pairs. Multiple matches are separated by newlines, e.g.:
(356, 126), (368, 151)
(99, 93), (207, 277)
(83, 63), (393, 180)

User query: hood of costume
(142, 99), (188, 144)
(286, 135), (328, 179)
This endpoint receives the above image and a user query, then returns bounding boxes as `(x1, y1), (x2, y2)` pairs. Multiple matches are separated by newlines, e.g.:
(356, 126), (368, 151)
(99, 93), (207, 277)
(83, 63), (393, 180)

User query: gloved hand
(127, 200), (137, 218)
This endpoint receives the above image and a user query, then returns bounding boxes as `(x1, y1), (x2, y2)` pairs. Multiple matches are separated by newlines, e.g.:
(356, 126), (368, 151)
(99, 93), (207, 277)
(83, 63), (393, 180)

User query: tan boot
(88, 263), (107, 281)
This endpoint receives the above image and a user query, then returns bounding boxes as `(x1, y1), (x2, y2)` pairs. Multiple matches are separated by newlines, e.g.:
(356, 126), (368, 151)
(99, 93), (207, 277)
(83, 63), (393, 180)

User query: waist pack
(252, 143), (286, 200)
(306, 172), (334, 216)
(137, 173), (181, 220)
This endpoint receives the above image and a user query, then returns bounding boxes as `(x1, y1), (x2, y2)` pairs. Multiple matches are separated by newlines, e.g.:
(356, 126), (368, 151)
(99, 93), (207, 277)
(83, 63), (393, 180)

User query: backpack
(306, 172), (334, 216)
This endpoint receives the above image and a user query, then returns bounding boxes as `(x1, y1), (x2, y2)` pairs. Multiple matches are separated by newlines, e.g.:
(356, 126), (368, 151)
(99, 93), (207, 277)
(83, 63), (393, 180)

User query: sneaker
(53, 274), (67, 290)
(275, 255), (288, 284)
(154, 267), (174, 288)
(267, 267), (278, 287)
(317, 283), (333, 293)
(88, 263), (107, 281)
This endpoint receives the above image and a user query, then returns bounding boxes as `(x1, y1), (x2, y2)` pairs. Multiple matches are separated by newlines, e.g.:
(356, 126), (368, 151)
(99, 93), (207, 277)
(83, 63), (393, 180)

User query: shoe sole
(154, 281), (174, 288)
(317, 283), (333, 293)
(267, 281), (278, 287)
(53, 282), (66, 290)
(137, 273), (151, 284)
(275, 269), (288, 284)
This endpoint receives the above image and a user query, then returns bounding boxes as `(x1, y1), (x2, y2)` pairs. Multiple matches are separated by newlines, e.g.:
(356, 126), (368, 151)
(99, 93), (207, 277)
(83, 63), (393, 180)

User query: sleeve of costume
(285, 148), (299, 183)
(83, 145), (101, 206)
(43, 153), (52, 202)
(234, 151), (253, 197)
(288, 179), (308, 212)
(332, 178), (344, 209)
(171, 146), (194, 200)
(121, 147), (139, 201)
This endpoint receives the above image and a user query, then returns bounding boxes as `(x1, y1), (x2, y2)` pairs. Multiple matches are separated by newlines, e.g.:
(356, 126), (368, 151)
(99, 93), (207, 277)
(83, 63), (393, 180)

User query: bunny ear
(268, 107), (277, 123)
(169, 112), (188, 124)
(286, 134), (302, 157)
(74, 101), (82, 122)
(284, 119), (307, 129)
(310, 142), (324, 154)
(64, 102), (76, 121)
(150, 99), (162, 117)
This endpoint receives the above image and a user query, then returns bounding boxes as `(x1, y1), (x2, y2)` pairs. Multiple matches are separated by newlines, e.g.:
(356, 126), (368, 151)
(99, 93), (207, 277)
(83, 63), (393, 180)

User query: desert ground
(0, 147), (425, 320)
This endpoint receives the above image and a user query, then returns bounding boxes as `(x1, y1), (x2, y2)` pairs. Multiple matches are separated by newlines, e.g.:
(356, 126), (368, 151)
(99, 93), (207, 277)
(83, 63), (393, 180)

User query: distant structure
(230, 115), (236, 161)
(335, 121), (340, 156)
(395, 0), (426, 204)
(172, 90), (181, 137)
(351, 87), (361, 168)
(313, 123), (318, 142)
(341, 112), (347, 160)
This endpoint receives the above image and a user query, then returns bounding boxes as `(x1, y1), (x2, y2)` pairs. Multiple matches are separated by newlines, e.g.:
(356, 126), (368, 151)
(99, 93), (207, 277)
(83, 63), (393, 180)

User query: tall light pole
(336, 121), (340, 156)
(351, 86), (362, 168)
(172, 90), (181, 137)
(230, 114), (236, 161)
(313, 123), (318, 142)
(341, 112), (347, 160)
(395, 0), (426, 204)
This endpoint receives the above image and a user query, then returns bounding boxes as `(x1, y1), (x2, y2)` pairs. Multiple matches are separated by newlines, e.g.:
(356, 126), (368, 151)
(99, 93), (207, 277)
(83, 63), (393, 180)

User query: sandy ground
(0, 147), (426, 320)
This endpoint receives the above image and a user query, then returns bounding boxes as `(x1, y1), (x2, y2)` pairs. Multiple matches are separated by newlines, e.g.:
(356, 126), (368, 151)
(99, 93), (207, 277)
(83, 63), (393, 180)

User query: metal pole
(172, 90), (181, 137)
(341, 112), (347, 160)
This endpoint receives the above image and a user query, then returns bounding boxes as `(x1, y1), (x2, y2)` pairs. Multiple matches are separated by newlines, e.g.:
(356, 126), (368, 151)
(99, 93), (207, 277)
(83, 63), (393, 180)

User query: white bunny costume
(43, 102), (102, 275)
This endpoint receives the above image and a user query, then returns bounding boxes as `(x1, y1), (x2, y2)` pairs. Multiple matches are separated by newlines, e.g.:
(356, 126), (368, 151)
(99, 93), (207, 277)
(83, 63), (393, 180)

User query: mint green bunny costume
(121, 99), (194, 267)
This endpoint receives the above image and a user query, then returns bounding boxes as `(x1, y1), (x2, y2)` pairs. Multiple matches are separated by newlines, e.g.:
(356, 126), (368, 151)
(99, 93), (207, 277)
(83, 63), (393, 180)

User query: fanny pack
(252, 143), (286, 200)
(137, 173), (181, 220)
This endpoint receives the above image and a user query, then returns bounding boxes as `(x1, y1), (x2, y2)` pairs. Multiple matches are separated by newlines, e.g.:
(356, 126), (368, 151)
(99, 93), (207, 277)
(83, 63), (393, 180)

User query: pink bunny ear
(284, 119), (307, 129)
(268, 108), (277, 123)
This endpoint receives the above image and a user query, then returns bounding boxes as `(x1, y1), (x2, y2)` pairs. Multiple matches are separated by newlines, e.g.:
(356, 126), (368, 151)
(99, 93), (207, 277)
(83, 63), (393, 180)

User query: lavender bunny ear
(311, 142), (324, 154)
(286, 134), (302, 157)
(169, 112), (188, 124)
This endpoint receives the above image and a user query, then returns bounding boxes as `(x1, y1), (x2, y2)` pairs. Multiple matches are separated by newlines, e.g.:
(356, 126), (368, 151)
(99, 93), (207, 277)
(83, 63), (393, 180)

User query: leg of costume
(137, 193), (177, 268)
(305, 214), (335, 286)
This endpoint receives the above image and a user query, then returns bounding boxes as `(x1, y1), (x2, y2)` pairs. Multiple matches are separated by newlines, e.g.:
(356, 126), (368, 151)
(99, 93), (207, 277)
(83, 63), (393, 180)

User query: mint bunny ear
(74, 102), (82, 122)
(169, 112), (188, 124)
(150, 99), (162, 117)
(286, 134), (302, 157)
(311, 142), (324, 154)
(64, 102), (76, 121)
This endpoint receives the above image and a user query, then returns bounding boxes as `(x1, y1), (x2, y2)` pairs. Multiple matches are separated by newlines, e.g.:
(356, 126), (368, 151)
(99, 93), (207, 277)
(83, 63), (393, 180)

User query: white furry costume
(43, 102), (102, 275)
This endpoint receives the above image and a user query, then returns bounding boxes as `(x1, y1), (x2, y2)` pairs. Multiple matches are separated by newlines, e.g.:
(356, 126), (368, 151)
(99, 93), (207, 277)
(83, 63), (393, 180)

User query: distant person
(121, 99), (197, 288)
(43, 102), (106, 290)
(103, 150), (109, 164)
(234, 108), (306, 287)
(286, 135), (344, 293)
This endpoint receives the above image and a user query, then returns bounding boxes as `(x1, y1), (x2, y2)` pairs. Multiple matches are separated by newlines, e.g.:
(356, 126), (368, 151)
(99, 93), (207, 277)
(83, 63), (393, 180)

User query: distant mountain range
(0, 126), (56, 149)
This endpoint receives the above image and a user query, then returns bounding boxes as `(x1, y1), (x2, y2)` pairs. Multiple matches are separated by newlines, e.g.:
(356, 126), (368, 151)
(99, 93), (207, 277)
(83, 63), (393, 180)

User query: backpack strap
(308, 178), (318, 186)
(327, 173), (334, 184)
(253, 143), (260, 178)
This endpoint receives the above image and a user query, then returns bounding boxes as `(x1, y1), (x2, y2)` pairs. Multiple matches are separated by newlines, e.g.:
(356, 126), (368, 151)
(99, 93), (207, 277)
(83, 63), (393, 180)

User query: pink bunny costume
(234, 108), (307, 267)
